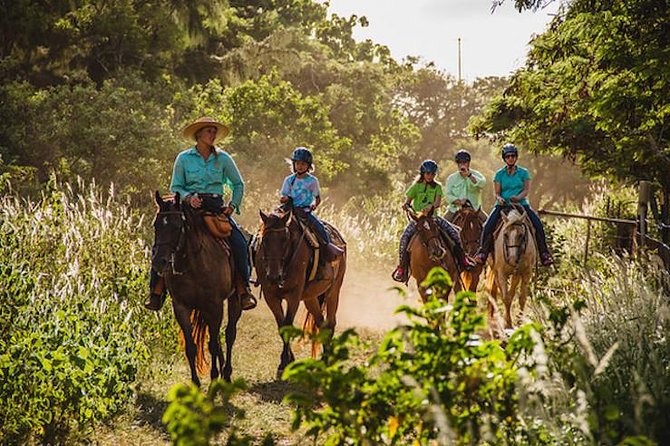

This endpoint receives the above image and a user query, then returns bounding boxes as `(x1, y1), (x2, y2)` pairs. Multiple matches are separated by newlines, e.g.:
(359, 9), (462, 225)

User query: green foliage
(163, 379), (265, 446)
(0, 181), (157, 444)
(283, 267), (577, 445)
(472, 0), (670, 221)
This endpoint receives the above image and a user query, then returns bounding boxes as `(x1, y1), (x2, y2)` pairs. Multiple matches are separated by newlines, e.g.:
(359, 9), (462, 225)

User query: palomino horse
(151, 192), (241, 386)
(485, 206), (537, 329)
(407, 207), (462, 301)
(451, 203), (484, 292)
(255, 208), (346, 378)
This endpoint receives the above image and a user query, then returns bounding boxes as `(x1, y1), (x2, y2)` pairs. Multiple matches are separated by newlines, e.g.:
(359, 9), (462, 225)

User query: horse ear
(174, 192), (181, 209)
(427, 206), (435, 217)
(155, 190), (162, 205)
(501, 212), (509, 223)
(408, 208), (419, 222)
(260, 210), (269, 224)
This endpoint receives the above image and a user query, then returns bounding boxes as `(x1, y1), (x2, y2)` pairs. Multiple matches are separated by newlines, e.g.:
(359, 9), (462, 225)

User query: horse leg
(223, 295), (241, 382)
(203, 307), (224, 381)
(517, 273), (531, 326)
(172, 303), (200, 386)
(508, 274), (521, 328)
(303, 296), (325, 328)
(277, 296), (301, 378)
(497, 274), (513, 329)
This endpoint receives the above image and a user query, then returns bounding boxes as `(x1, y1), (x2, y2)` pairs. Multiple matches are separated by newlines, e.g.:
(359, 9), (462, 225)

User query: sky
(326, 0), (561, 81)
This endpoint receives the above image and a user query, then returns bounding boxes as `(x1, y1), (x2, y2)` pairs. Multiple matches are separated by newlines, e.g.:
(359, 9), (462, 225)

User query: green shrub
(0, 181), (157, 444)
(283, 267), (587, 445)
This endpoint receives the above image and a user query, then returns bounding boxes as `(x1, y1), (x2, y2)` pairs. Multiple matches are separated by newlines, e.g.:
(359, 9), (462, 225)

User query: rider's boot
(392, 251), (410, 282)
(236, 280), (257, 311)
(540, 252), (554, 266)
(144, 275), (166, 311)
(453, 244), (476, 270)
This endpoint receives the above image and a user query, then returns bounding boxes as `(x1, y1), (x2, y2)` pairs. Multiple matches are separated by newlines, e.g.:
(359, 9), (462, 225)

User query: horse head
(151, 191), (185, 275)
(454, 204), (482, 256)
(258, 209), (292, 287)
(500, 208), (528, 267)
(410, 206), (447, 262)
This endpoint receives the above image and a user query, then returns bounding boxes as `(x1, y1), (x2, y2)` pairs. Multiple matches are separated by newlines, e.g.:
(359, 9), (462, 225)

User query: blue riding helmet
(419, 159), (439, 174)
(291, 147), (313, 165)
(501, 143), (518, 159)
(455, 150), (471, 163)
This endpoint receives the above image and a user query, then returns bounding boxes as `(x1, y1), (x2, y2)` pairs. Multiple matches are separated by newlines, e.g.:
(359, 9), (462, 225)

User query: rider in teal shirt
(170, 147), (244, 213)
(146, 117), (256, 312)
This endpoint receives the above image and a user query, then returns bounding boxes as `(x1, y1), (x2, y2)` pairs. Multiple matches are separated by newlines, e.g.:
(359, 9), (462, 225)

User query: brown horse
(485, 207), (537, 329)
(255, 208), (346, 378)
(451, 204), (485, 292)
(151, 192), (241, 386)
(407, 207), (462, 301)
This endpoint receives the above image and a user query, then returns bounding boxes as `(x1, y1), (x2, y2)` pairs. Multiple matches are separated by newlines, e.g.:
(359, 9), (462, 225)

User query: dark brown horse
(255, 208), (346, 378)
(451, 203), (485, 292)
(151, 192), (241, 386)
(407, 207), (462, 301)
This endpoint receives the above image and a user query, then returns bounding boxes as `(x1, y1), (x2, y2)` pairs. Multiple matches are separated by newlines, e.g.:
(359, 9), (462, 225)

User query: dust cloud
(336, 262), (417, 330)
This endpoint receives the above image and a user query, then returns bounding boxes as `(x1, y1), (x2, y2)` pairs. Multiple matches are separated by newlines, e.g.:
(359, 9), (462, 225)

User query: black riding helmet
(455, 149), (471, 163)
(501, 143), (518, 159)
(419, 159), (438, 174)
(291, 147), (313, 166)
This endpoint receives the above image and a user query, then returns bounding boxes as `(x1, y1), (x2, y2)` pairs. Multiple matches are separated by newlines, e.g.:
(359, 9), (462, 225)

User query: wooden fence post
(639, 180), (651, 248)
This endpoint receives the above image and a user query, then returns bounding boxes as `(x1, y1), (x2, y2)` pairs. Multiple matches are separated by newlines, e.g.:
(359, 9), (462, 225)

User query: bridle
(259, 215), (306, 288)
(502, 221), (528, 268)
(154, 210), (187, 275)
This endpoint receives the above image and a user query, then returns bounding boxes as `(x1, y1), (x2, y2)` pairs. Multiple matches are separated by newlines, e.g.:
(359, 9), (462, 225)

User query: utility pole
(457, 37), (462, 82)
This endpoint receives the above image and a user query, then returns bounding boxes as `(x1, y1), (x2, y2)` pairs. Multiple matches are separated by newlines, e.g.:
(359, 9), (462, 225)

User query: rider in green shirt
(392, 160), (475, 282)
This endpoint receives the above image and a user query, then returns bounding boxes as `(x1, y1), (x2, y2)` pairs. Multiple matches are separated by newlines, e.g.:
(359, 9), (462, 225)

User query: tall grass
(0, 180), (173, 444)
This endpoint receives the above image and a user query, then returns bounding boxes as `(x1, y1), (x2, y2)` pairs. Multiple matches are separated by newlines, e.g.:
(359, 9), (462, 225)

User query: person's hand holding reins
(509, 195), (521, 203)
(223, 206), (234, 216)
(496, 195), (506, 206)
(187, 195), (203, 209)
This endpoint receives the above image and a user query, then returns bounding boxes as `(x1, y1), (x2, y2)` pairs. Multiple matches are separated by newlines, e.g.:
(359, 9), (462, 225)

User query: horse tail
(461, 270), (473, 291)
(302, 294), (325, 358)
(179, 309), (209, 377)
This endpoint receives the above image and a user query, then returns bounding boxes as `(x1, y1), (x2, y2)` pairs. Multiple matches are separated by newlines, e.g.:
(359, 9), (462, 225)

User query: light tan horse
(452, 205), (484, 292)
(407, 207), (462, 302)
(485, 207), (537, 329)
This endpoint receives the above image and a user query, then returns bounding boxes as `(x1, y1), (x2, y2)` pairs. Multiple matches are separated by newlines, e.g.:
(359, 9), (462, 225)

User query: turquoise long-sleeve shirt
(170, 147), (245, 213)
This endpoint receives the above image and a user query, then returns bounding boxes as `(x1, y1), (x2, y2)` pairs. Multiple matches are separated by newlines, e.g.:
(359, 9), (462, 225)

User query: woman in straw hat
(145, 117), (257, 311)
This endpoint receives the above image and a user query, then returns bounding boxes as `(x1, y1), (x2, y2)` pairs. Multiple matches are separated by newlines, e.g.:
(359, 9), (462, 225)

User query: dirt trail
(336, 262), (418, 330)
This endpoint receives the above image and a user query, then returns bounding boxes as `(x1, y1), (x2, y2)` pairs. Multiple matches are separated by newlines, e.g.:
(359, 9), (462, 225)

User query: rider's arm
(515, 179), (530, 201)
(494, 181), (505, 205)
(433, 195), (442, 209)
(468, 170), (486, 189)
(169, 153), (190, 199)
(220, 152), (245, 214)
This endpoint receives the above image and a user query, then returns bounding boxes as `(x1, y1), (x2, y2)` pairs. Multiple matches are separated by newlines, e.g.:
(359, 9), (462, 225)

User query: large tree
(472, 0), (670, 240)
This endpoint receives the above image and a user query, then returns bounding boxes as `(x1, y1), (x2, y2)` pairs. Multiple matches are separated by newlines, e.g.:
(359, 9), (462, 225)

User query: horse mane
(504, 209), (524, 226)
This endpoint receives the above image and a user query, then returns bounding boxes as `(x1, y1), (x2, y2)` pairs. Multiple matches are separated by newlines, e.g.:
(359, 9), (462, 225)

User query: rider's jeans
(304, 211), (332, 245)
(229, 217), (251, 284)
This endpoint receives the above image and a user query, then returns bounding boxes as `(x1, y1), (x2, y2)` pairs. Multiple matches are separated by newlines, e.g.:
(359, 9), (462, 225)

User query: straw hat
(182, 117), (229, 141)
